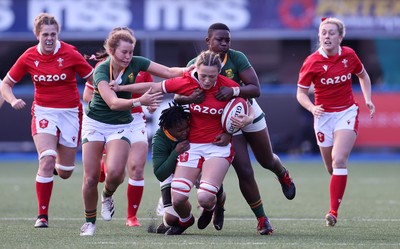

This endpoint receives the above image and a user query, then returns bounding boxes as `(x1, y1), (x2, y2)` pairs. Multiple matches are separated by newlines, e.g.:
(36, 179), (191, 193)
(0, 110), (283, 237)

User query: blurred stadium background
(0, 0), (399, 155)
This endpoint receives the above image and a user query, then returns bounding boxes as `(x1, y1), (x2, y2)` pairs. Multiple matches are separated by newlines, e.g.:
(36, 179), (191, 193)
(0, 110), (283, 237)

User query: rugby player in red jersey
(1, 13), (94, 228)
(111, 50), (257, 235)
(297, 17), (375, 227)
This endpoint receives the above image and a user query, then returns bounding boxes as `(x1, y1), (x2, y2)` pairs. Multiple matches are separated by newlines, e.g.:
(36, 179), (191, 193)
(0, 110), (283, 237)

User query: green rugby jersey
(151, 128), (180, 183)
(86, 56), (151, 124)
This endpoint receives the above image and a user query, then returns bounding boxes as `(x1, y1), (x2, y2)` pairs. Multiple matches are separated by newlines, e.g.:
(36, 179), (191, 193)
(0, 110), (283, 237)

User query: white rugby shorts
(314, 104), (359, 147)
(31, 103), (82, 147)
(177, 143), (233, 168)
(234, 99), (267, 135)
(81, 114), (135, 144)
(130, 112), (148, 144)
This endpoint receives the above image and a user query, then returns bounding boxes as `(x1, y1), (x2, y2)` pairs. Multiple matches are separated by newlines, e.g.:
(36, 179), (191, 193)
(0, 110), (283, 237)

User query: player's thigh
(33, 133), (58, 153)
(201, 157), (230, 187)
(82, 141), (104, 179)
(105, 139), (131, 176)
(244, 128), (274, 161)
(127, 141), (148, 177)
(231, 134), (251, 165)
(56, 144), (78, 166)
(173, 166), (200, 186)
(332, 129), (357, 167)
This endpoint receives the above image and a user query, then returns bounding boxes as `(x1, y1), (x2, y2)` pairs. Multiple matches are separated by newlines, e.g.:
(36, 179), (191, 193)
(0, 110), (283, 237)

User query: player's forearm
(358, 71), (373, 103)
(296, 88), (314, 113)
(119, 82), (161, 94)
(0, 80), (17, 104)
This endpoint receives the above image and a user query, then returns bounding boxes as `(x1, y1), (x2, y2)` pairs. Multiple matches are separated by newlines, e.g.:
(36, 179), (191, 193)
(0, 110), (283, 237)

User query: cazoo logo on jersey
(191, 104), (224, 115)
(321, 73), (351, 85)
(33, 73), (67, 82)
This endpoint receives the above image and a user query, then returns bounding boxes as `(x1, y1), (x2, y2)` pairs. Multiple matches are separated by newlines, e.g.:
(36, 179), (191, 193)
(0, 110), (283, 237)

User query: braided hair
(195, 50), (222, 73)
(158, 102), (190, 130)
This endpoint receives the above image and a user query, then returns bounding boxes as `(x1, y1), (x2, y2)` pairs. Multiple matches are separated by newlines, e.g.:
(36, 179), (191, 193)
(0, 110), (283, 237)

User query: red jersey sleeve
(70, 48), (94, 79)
(131, 71), (154, 113)
(7, 49), (31, 83)
(345, 47), (363, 74)
(297, 55), (314, 89)
(162, 73), (197, 95)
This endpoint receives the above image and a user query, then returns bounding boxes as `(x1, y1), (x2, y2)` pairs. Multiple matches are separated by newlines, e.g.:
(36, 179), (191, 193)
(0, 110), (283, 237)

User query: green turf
(0, 159), (399, 249)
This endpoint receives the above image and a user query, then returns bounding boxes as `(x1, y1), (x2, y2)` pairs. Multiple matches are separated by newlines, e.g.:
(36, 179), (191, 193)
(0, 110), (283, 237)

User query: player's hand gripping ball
(221, 97), (248, 134)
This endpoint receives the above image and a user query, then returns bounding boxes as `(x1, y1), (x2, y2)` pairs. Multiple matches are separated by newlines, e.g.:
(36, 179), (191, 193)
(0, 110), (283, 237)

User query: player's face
(37, 25), (58, 55)
(168, 119), (190, 141)
(112, 40), (134, 68)
(207, 30), (231, 58)
(319, 23), (342, 55)
(197, 64), (219, 90)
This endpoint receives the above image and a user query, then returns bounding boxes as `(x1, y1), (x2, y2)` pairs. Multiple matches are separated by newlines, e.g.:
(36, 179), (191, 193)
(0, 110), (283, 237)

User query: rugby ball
(221, 97), (248, 134)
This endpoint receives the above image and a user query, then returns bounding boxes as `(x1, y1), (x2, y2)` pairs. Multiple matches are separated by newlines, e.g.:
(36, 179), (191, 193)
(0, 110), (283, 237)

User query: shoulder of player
(340, 46), (356, 53)
(58, 41), (80, 54)
(169, 74), (192, 86)
(58, 41), (87, 59)
(299, 52), (325, 74)
(303, 50), (324, 65)
(152, 129), (171, 146)
(228, 49), (247, 59)
(18, 46), (37, 61)
(59, 41), (75, 49)
(131, 56), (152, 66)
(217, 74), (237, 87)
(95, 59), (109, 72)
(129, 56), (151, 70)
(339, 46), (358, 59)
(25, 45), (38, 54)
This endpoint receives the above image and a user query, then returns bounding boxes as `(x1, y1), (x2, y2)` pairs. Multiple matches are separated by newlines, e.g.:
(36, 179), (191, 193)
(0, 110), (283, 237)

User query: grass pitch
(0, 157), (399, 249)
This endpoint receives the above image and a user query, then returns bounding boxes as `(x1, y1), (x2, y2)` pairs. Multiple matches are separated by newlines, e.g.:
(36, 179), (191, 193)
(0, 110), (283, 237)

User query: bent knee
(106, 169), (125, 184)
(55, 164), (75, 179)
(259, 153), (279, 169)
(84, 175), (99, 189)
(171, 178), (193, 197)
(197, 181), (218, 209)
(38, 149), (57, 171)
(332, 158), (347, 169)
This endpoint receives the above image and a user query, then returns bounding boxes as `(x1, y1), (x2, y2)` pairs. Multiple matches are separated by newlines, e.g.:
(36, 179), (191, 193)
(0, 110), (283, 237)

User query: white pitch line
(1, 217), (400, 222)
(86, 241), (400, 246)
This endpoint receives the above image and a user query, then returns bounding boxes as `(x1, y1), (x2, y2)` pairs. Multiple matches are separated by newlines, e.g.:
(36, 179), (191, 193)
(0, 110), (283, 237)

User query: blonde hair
(195, 51), (222, 72)
(33, 13), (60, 36)
(319, 17), (346, 38)
(104, 27), (136, 55)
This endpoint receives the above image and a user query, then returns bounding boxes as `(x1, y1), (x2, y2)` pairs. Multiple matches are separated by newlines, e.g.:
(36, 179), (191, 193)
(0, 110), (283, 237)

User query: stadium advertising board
(1, 0), (400, 40)
(354, 92), (400, 147)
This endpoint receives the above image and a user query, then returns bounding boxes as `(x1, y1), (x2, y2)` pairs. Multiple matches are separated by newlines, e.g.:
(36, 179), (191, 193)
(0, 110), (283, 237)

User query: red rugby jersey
(298, 46), (363, 112)
(163, 71), (237, 143)
(7, 41), (93, 108)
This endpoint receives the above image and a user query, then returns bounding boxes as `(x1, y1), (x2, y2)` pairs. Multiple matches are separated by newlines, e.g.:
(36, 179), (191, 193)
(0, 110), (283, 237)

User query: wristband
(132, 99), (142, 107)
(232, 87), (240, 97)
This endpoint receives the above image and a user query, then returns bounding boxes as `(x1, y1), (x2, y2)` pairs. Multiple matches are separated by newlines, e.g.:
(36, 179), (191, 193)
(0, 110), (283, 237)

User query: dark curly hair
(158, 102), (190, 130)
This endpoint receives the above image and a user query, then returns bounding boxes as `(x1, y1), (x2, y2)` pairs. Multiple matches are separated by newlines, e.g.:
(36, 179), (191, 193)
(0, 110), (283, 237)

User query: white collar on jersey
(37, 40), (61, 55)
(318, 46), (342, 58)
(190, 69), (200, 84)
